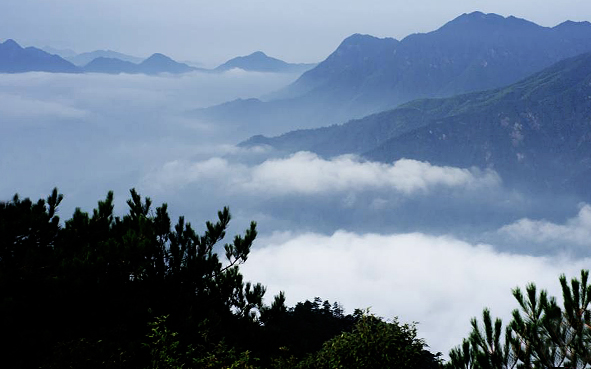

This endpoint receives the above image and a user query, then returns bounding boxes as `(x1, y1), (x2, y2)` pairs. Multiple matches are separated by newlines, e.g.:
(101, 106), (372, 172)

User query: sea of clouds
(1, 70), (590, 356)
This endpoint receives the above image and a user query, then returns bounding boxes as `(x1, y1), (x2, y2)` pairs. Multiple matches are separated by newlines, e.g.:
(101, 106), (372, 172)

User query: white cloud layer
(241, 230), (591, 356)
(0, 70), (298, 112)
(0, 92), (87, 120)
(0, 71), (297, 217)
(499, 204), (591, 248)
(143, 152), (501, 195)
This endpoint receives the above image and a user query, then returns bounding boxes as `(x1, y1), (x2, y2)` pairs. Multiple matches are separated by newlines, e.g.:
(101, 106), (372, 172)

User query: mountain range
(0, 39), (197, 75)
(242, 51), (591, 197)
(83, 57), (139, 74)
(80, 52), (199, 74)
(0, 40), (313, 76)
(65, 49), (145, 66)
(194, 12), (591, 132)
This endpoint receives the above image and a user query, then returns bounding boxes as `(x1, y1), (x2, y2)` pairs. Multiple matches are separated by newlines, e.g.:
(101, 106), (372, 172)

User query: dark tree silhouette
(0, 189), (440, 368)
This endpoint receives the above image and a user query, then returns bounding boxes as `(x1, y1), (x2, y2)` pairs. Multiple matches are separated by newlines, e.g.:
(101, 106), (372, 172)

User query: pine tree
(447, 270), (591, 369)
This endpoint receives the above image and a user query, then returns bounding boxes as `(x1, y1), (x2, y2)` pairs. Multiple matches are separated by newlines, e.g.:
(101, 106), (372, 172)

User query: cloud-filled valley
(241, 230), (591, 355)
(1, 69), (589, 358)
(0, 70), (299, 211)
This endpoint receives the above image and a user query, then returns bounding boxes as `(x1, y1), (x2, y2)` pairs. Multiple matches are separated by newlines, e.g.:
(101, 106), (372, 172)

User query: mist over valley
(3, 6), (591, 365)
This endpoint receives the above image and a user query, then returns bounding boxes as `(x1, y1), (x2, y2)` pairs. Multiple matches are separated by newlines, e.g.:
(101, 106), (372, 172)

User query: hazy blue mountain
(196, 12), (591, 132)
(215, 51), (315, 73)
(67, 49), (144, 66)
(0, 40), (199, 75)
(243, 52), (591, 197)
(0, 39), (80, 73)
(137, 53), (197, 75)
(189, 90), (349, 136)
(272, 34), (400, 101)
(280, 12), (591, 107)
(78, 53), (205, 75)
(82, 57), (139, 74)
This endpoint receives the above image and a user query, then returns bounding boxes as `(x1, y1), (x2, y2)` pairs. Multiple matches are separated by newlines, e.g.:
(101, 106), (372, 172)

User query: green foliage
(467, 309), (515, 369)
(142, 314), (263, 369)
(446, 269), (591, 369)
(508, 282), (562, 368)
(302, 312), (440, 369)
(144, 315), (188, 369)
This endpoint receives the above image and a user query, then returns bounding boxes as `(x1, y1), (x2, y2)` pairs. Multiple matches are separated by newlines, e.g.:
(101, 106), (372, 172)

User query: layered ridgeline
(0, 39), (197, 75)
(193, 12), (591, 133)
(1, 40), (311, 75)
(243, 51), (591, 197)
(214, 51), (316, 73)
(64, 49), (144, 66)
(83, 51), (312, 74)
(0, 39), (80, 73)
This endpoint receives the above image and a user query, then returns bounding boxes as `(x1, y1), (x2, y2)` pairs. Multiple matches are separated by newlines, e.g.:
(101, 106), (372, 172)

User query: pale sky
(2, 0), (591, 65)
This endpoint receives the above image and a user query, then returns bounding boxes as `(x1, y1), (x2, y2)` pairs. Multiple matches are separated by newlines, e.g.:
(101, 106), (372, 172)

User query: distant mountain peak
(65, 49), (145, 66)
(141, 53), (179, 66)
(455, 11), (504, 21)
(554, 20), (591, 28)
(83, 57), (139, 74)
(0, 39), (80, 73)
(250, 51), (267, 57)
(214, 51), (315, 73)
(340, 33), (396, 45)
(321, 33), (398, 66)
(2, 39), (22, 49)
(145, 53), (172, 61)
(237, 51), (276, 61)
(343, 33), (377, 40)
(136, 53), (195, 74)
(331, 33), (398, 57)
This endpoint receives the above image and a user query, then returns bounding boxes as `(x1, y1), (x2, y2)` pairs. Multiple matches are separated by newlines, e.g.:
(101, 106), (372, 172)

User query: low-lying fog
(2, 70), (589, 355)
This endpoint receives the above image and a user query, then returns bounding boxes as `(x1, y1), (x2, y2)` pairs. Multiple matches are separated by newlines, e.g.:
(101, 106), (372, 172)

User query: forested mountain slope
(244, 51), (591, 196)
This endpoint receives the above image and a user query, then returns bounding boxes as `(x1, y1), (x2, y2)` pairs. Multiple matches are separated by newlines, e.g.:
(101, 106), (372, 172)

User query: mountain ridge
(136, 53), (196, 74)
(196, 12), (591, 132)
(66, 49), (144, 66)
(241, 51), (591, 197)
(1, 40), (311, 76)
(83, 57), (139, 74)
(81, 52), (199, 74)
